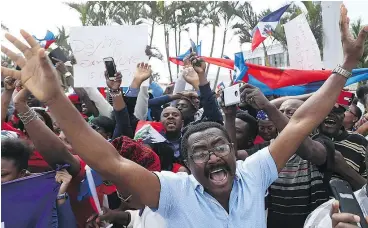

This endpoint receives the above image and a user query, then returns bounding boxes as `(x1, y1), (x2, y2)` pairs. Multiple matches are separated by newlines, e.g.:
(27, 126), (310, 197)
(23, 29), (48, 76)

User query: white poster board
(69, 26), (148, 87)
(284, 14), (323, 70)
(322, 1), (343, 69)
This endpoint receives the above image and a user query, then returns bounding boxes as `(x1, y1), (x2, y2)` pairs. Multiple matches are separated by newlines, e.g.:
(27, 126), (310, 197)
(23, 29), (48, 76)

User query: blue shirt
(153, 147), (278, 228)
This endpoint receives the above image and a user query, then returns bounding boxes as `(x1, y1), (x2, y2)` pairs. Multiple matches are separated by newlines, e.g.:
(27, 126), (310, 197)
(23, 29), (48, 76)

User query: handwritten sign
(284, 14), (323, 70)
(70, 26), (148, 87)
(322, 1), (343, 69)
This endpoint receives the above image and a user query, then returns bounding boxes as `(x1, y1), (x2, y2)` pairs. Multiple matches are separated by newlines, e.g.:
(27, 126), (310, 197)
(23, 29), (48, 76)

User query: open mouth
(166, 121), (176, 127)
(323, 117), (337, 127)
(208, 166), (229, 185)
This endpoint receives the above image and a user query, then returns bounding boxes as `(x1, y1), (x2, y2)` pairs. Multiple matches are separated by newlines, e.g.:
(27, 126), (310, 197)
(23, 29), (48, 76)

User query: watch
(65, 72), (72, 78)
(332, 65), (352, 79)
(57, 193), (69, 200)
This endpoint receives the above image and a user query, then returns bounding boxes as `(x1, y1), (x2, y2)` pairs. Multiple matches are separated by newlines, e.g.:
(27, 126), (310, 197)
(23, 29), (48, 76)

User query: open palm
(1, 30), (62, 103)
(134, 62), (152, 82)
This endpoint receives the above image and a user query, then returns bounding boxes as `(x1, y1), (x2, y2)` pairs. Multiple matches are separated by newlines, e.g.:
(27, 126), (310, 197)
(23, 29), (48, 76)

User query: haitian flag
(134, 121), (166, 144)
(251, 4), (290, 51)
(33, 30), (56, 49)
(1, 171), (60, 228)
(78, 168), (116, 213)
(169, 40), (202, 65)
(217, 82), (225, 91)
(234, 52), (368, 95)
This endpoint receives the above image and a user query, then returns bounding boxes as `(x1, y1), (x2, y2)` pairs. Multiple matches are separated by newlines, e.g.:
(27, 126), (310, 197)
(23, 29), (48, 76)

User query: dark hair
(34, 109), (54, 132)
(351, 104), (362, 120)
(181, 121), (230, 160)
(91, 116), (115, 134)
(236, 111), (258, 139)
(352, 97), (359, 105)
(356, 85), (368, 100)
(1, 138), (31, 171)
(17, 109), (54, 133)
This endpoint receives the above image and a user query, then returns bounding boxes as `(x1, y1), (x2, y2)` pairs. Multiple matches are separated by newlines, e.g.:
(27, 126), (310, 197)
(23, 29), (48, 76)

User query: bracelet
(18, 108), (39, 125)
(109, 89), (122, 98)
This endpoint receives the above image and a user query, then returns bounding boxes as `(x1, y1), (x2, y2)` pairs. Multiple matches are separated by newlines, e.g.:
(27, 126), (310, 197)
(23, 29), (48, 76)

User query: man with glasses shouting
(1, 4), (367, 228)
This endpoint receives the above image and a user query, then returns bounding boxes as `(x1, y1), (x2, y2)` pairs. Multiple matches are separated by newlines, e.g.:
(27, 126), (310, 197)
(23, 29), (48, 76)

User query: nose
(207, 152), (221, 164)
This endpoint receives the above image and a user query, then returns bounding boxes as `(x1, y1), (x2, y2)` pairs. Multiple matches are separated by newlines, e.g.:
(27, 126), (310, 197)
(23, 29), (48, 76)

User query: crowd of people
(1, 4), (368, 228)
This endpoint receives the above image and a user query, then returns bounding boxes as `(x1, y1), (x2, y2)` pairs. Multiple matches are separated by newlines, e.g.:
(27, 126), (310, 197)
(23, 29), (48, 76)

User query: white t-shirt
(127, 207), (166, 228)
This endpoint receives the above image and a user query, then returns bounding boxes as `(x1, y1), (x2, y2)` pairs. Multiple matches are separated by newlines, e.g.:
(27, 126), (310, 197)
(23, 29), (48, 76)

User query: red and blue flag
(169, 40), (201, 65)
(234, 52), (368, 95)
(78, 168), (116, 212)
(251, 4), (290, 51)
(33, 30), (56, 49)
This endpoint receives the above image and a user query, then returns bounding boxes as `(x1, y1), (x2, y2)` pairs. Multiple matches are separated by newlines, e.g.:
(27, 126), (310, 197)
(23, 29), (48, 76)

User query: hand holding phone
(105, 71), (122, 90)
(103, 57), (117, 80)
(329, 179), (368, 228)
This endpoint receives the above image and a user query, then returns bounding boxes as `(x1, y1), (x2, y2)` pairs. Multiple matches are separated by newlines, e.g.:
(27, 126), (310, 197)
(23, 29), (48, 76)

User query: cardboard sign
(284, 14), (323, 70)
(70, 26), (148, 87)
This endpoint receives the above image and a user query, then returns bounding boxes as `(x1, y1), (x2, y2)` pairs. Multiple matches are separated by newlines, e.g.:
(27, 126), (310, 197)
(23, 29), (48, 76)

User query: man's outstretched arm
(268, 5), (368, 172)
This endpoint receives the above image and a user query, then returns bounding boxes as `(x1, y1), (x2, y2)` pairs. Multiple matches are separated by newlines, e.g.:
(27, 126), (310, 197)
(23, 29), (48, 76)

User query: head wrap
(110, 136), (161, 171)
(256, 110), (269, 121)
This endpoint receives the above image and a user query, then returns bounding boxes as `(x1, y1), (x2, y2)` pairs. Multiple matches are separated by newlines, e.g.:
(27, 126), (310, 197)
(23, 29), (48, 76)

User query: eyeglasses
(347, 109), (357, 117)
(190, 143), (233, 164)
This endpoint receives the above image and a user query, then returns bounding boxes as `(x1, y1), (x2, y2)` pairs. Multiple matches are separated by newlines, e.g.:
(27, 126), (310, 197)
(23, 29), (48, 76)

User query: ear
(19, 169), (27, 178)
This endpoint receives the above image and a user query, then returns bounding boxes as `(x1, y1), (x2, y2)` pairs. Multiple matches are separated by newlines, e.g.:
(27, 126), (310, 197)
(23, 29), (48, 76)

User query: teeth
(210, 168), (224, 173)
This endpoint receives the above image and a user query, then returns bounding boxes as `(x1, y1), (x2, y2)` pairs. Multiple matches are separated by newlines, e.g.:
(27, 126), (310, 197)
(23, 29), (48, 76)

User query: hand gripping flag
(169, 40), (202, 65)
(1, 171), (61, 228)
(33, 30), (56, 49)
(251, 4), (290, 51)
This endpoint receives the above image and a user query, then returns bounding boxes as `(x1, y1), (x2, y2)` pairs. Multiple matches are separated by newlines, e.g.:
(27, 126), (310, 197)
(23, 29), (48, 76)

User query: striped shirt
(266, 136), (335, 228)
(304, 185), (368, 228)
(313, 130), (367, 179)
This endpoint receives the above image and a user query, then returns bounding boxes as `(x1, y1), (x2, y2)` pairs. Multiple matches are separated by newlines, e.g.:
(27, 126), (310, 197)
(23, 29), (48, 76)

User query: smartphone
(223, 84), (241, 106)
(49, 47), (68, 65)
(337, 91), (355, 106)
(103, 57), (117, 80)
(329, 179), (368, 228)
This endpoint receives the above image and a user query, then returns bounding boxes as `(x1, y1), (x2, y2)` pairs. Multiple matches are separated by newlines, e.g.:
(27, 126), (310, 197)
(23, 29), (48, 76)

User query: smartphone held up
(103, 57), (117, 80)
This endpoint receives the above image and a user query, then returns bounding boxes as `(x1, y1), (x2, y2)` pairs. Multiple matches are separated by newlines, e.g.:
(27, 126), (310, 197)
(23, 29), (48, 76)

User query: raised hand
(340, 4), (368, 69)
(134, 62), (152, 83)
(53, 57), (68, 74)
(13, 81), (31, 105)
(3, 76), (16, 91)
(55, 169), (72, 195)
(1, 30), (62, 104)
(105, 71), (122, 90)
(189, 52), (206, 76)
(222, 105), (237, 117)
(182, 57), (200, 88)
(240, 83), (270, 110)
